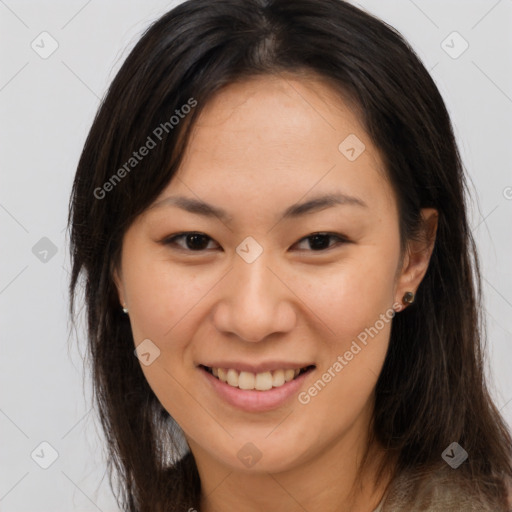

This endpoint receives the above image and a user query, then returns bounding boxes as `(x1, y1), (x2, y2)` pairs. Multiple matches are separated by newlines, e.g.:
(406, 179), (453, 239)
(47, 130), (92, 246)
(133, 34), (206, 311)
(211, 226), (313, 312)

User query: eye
(161, 231), (349, 253)
(293, 232), (349, 252)
(162, 232), (219, 252)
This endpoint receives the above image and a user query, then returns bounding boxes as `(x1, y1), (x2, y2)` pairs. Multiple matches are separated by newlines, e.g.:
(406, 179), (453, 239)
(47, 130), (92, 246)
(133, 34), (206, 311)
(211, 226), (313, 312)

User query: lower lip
(200, 367), (314, 413)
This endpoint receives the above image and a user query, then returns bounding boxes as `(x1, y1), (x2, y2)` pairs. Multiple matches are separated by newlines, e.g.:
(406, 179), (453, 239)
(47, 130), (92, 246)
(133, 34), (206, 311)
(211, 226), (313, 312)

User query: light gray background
(1, 0), (511, 510)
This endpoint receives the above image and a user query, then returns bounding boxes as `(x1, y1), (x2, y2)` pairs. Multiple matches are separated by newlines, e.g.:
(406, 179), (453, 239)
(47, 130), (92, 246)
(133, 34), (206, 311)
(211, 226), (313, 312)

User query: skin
(114, 73), (438, 512)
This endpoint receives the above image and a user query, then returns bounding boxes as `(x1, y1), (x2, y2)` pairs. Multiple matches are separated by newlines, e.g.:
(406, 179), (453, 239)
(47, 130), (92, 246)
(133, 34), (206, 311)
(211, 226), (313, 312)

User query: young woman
(68, 0), (512, 510)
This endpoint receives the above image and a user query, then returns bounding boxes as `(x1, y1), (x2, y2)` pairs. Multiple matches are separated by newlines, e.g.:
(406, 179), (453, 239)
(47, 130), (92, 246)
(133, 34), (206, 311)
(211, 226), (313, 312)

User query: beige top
(371, 497), (384, 512)
(371, 465), (509, 511)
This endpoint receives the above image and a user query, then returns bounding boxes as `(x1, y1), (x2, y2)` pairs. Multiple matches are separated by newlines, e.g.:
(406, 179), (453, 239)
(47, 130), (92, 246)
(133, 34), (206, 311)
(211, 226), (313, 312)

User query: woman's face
(115, 74), (428, 474)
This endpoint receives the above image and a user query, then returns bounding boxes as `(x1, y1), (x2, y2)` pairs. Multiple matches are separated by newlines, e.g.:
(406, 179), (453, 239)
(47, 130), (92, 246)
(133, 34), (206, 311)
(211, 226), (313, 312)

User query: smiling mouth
(199, 364), (316, 391)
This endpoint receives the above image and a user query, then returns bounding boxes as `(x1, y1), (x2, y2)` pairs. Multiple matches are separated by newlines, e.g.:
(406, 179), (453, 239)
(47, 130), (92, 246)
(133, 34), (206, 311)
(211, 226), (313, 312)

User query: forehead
(184, 73), (367, 164)
(154, 73), (395, 218)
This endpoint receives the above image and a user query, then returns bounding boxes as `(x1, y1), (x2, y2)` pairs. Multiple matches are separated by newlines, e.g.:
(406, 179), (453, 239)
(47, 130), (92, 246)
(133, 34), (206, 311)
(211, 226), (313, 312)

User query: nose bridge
(236, 249), (274, 303)
(215, 244), (294, 342)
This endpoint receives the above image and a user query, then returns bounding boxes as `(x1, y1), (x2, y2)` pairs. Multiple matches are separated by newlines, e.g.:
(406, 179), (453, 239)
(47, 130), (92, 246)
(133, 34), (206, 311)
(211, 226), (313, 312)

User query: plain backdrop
(1, 0), (511, 510)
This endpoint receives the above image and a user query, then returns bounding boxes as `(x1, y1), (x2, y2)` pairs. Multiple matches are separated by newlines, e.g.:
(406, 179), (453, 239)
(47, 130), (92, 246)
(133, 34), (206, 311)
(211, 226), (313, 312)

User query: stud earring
(122, 305), (129, 314)
(402, 291), (415, 305)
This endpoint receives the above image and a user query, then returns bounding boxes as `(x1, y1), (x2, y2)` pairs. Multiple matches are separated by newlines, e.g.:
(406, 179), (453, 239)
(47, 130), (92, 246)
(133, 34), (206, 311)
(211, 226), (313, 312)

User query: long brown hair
(68, 0), (512, 510)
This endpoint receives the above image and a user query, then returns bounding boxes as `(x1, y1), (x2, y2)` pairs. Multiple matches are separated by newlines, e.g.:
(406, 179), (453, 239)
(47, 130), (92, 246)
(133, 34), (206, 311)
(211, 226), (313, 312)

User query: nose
(212, 248), (296, 343)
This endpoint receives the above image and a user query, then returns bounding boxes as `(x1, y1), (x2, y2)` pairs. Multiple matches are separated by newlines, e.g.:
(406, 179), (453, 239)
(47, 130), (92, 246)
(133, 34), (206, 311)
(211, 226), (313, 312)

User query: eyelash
(161, 231), (350, 253)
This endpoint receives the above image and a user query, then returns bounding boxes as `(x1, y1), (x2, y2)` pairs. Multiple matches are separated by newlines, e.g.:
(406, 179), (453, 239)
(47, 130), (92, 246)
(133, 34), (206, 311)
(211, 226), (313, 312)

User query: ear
(395, 208), (438, 310)
(112, 265), (126, 308)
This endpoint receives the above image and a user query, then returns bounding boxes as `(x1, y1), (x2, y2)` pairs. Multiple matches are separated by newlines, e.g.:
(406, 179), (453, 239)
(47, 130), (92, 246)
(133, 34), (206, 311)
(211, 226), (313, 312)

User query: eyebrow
(150, 192), (367, 224)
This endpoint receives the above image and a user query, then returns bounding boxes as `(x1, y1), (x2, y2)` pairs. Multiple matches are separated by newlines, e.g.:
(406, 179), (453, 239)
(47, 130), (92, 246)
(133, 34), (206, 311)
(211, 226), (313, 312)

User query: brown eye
(163, 232), (218, 251)
(294, 233), (349, 251)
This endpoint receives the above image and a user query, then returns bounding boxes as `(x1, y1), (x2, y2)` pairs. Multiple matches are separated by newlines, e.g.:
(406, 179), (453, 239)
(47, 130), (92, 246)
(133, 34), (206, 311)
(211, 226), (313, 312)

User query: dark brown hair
(68, 0), (512, 510)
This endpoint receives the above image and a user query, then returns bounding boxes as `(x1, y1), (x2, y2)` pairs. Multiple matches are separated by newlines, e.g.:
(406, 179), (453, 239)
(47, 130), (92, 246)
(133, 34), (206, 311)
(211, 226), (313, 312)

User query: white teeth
(272, 369), (285, 387)
(226, 369), (239, 387)
(218, 368), (228, 383)
(208, 366), (310, 390)
(255, 371), (273, 391)
(238, 371), (255, 390)
(284, 369), (295, 382)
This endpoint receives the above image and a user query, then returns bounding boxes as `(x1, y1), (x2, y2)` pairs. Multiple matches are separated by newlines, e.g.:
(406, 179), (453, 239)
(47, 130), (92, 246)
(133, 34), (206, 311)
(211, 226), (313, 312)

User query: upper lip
(199, 361), (315, 373)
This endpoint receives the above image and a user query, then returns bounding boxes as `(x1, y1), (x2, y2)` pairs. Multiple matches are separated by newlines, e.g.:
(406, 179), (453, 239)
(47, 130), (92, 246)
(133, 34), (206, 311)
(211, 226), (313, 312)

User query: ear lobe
(396, 208), (438, 304)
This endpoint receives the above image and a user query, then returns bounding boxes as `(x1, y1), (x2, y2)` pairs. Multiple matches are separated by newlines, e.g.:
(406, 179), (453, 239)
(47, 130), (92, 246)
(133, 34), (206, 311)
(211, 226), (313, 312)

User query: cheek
(296, 244), (399, 418)
(295, 256), (396, 435)
(303, 247), (399, 347)
(124, 252), (207, 343)
(122, 256), (210, 427)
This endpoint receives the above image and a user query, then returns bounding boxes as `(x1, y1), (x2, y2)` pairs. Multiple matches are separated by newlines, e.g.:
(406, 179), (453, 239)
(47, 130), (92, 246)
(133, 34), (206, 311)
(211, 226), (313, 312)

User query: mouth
(199, 364), (316, 391)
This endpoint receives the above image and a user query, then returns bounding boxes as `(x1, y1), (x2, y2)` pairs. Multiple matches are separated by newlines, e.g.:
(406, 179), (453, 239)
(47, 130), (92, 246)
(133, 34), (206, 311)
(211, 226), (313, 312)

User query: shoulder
(380, 464), (511, 512)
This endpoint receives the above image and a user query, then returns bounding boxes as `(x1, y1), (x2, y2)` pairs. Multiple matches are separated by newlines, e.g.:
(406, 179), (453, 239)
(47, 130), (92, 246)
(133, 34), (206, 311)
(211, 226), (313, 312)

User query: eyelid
(160, 232), (220, 252)
(160, 231), (351, 253)
(293, 232), (351, 251)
